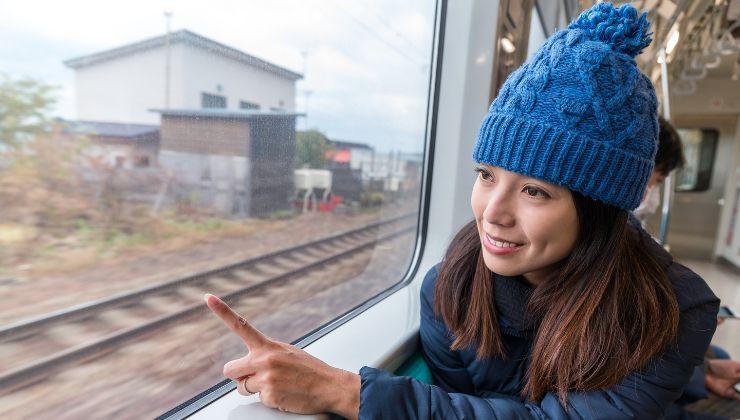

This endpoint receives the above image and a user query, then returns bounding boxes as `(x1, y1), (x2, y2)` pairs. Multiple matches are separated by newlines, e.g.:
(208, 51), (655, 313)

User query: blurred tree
(295, 129), (329, 169)
(0, 76), (96, 245)
(0, 76), (57, 149)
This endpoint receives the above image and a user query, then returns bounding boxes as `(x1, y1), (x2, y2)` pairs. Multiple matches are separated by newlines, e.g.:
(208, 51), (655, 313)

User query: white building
(64, 30), (302, 124)
(359, 150), (423, 192)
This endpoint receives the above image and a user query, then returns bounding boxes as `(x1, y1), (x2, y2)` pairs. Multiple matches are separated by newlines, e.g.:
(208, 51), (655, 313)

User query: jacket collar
(492, 273), (536, 336)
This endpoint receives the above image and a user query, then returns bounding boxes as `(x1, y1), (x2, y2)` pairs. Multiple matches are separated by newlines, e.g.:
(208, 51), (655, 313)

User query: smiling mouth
(485, 233), (524, 248)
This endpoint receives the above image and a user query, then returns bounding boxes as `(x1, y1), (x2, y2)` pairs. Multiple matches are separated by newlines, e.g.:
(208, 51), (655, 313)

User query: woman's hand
(204, 294), (360, 418)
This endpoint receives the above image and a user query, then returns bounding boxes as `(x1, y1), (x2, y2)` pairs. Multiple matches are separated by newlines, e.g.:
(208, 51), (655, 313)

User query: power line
(353, 3), (427, 55)
(326, 0), (425, 66)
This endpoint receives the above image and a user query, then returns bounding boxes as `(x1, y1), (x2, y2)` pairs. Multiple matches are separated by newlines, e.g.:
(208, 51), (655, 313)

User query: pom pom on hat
(568, 2), (652, 57)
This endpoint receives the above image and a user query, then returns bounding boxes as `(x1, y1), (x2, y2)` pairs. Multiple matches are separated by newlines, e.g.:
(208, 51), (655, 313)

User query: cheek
(470, 184), (486, 218)
(524, 205), (578, 255)
(556, 211), (579, 254)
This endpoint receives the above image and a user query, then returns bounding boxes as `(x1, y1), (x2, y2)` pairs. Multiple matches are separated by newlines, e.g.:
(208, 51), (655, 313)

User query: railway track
(0, 213), (416, 393)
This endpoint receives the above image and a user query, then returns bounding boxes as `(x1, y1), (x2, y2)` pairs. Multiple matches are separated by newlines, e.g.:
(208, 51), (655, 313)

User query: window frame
(674, 128), (720, 193)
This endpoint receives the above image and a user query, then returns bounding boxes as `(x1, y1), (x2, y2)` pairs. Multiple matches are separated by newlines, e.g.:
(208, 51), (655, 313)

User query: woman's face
(471, 164), (579, 285)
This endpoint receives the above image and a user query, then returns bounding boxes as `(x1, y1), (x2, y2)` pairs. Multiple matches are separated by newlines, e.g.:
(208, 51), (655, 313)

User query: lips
(482, 232), (525, 256)
(485, 233), (523, 247)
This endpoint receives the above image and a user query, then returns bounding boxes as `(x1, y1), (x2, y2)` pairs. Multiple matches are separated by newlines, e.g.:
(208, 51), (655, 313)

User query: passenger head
(469, 1), (659, 281)
(437, 3), (679, 406)
(647, 116), (685, 189)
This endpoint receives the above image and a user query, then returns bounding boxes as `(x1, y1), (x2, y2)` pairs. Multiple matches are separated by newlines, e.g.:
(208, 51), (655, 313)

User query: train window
(675, 128), (719, 192)
(534, 0), (579, 36)
(0, 1), (435, 418)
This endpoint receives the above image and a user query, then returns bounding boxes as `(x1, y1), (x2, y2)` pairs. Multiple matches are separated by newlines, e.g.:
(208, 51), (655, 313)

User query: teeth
(489, 235), (519, 248)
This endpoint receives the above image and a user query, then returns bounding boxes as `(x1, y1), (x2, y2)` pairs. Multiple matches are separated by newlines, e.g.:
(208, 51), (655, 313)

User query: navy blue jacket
(358, 223), (720, 419)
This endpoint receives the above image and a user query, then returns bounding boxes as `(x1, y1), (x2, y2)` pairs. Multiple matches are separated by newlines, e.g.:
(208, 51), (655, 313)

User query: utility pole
(303, 90), (313, 129)
(301, 50), (310, 129)
(164, 11), (173, 109)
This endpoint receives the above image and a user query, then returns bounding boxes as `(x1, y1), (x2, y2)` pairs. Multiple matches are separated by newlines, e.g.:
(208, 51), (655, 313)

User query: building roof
(325, 139), (374, 150)
(151, 108), (305, 119)
(61, 119), (159, 140)
(64, 29), (303, 81)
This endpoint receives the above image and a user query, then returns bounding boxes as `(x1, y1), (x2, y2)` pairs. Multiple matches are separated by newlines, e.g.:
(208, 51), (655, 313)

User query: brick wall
(160, 116), (251, 156)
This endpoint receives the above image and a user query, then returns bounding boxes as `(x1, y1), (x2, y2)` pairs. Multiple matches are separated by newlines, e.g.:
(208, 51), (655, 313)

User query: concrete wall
(159, 150), (251, 215)
(73, 42), (296, 124)
(75, 44), (185, 124)
(179, 44), (295, 112)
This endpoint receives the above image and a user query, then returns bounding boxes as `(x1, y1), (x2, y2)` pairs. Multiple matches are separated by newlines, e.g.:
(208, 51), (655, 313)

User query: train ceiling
(587, 0), (740, 95)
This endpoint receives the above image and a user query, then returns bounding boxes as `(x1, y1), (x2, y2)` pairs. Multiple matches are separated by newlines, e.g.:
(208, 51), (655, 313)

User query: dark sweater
(358, 223), (720, 419)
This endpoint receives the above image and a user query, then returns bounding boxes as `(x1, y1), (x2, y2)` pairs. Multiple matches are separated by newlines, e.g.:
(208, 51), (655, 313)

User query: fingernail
(204, 293), (212, 302)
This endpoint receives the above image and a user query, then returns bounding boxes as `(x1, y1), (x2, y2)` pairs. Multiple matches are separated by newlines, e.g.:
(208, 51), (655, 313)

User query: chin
(481, 253), (525, 277)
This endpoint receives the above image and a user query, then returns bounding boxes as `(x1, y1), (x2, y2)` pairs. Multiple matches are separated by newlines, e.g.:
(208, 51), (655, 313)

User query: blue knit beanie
(472, 3), (659, 210)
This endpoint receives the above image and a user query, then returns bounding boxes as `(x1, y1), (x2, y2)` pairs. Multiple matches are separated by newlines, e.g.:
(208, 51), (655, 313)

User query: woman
(205, 3), (720, 419)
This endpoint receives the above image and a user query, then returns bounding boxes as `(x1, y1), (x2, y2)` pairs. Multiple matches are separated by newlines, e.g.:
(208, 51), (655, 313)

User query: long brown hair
(434, 191), (679, 405)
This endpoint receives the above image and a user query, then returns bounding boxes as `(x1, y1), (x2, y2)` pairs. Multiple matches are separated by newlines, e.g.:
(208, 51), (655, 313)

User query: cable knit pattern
(473, 2), (658, 210)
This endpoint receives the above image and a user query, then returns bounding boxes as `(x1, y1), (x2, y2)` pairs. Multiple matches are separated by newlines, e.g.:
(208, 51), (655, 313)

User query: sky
(0, 0), (436, 153)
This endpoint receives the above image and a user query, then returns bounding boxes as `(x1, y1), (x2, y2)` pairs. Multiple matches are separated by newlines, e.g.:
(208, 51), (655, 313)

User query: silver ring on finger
(238, 378), (255, 396)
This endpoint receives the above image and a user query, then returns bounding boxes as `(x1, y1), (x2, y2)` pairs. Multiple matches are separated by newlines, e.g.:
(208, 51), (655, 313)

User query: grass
(0, 212), (272, 277)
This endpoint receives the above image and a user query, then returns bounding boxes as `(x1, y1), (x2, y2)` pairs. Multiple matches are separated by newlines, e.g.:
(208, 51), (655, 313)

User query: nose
(482, 186), (516, 228)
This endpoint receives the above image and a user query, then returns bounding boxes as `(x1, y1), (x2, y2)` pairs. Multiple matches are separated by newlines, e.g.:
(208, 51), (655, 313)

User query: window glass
(534, 0), (580, 36)
(675, 128), (718, 192)
(0, 1), (436, 417)
(527, 6), (547, 62)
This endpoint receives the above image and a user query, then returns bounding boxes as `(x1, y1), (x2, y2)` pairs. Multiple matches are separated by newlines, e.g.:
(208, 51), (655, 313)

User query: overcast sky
(0, 0), (436, 153)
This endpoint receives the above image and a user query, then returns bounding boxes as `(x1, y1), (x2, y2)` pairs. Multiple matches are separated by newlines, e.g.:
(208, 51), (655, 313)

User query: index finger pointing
(204, 293), (268, 349)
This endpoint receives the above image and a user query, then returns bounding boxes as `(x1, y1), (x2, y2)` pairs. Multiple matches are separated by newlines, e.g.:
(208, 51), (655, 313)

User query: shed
(152, 108), (303, 217)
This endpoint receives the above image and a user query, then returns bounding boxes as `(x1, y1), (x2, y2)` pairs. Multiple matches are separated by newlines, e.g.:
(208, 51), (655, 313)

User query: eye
(474, 167), (494, 182)
(523, 185), (550, 199)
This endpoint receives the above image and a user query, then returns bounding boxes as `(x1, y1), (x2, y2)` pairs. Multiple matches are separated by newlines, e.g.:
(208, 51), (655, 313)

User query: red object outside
(327, 149), (351, 163)
(293, 195), (343, 212)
